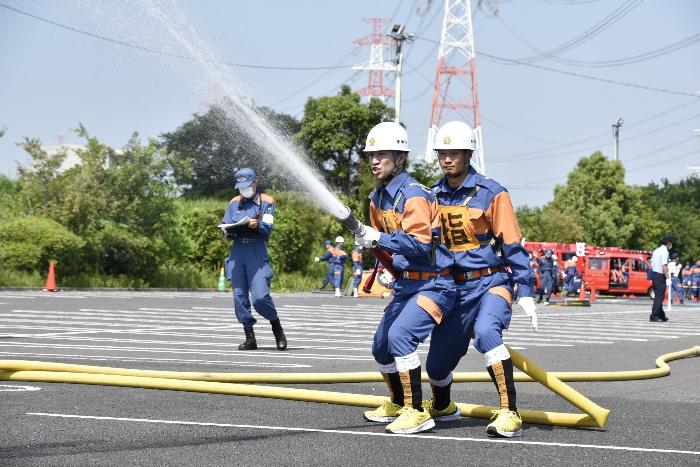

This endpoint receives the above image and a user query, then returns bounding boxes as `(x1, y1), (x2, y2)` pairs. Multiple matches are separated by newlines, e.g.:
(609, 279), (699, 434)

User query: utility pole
(612, 117), (623, 161)
(387, 24), (415, 123)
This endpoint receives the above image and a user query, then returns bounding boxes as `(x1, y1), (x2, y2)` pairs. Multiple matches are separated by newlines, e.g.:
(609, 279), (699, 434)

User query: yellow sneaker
(486, 409), (523, 438)
(363, 400), (402, 423)
(422, 399), (461, 421)
(385, 407), (435, 434)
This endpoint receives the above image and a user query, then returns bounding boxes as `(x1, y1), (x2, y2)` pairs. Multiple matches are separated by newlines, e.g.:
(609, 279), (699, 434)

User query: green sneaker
(385, 407), (435, 434)
(363, 400), (402, 423)
(422, 399), (461, 421)
(486, 409), (523, 438)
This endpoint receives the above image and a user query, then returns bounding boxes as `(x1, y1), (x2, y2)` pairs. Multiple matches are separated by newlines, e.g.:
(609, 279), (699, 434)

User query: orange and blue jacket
(431, 167), (535, 298)
(368, 169), (450, 272)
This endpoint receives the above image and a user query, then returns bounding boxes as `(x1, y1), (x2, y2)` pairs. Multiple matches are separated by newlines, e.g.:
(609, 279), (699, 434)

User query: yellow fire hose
(0, 346), (697, 430)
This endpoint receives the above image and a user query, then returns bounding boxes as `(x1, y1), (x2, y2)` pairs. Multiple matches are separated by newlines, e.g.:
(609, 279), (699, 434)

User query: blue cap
(544, 249), (553, 257)
(234, 168), (256, 189)
(324, 239), (331, 245)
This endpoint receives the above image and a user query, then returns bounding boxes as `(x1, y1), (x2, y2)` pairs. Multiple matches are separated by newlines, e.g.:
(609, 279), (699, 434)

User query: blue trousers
(671, 277), (683, 303)
(353, 273), (362, 288)
(225, 242), (278, 327)
(321, 264), (334, 290)
(372, 275), (456, 364)
(333, 266), (345, 288)
(426, 272), (513, 381)
(540, 271), (555, 301)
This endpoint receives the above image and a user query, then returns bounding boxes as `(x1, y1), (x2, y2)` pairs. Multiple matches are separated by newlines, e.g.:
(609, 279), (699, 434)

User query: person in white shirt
(649, 234), (674, 322)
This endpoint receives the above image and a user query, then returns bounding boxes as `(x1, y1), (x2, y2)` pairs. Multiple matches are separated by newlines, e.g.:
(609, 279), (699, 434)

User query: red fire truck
(525, 242), (654, 298)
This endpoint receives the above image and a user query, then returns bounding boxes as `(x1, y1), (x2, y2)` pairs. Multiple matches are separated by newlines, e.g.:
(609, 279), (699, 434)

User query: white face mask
(240, 186), (255, 198)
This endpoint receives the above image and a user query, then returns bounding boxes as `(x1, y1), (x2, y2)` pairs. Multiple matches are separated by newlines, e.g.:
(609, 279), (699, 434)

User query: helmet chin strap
(389, 151), (405, 178)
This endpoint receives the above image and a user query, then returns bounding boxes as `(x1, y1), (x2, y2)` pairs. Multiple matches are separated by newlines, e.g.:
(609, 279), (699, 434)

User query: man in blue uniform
(563, 256), (581, 296)
(222, 168), (287, 351)
(332, 236), (348, 298)
(315, 240), (335, 290)
(351, 244), (364, 298)
(423, 121), (537, 438)
(537, 250), (556, 305)
(355, 121), (456, 434)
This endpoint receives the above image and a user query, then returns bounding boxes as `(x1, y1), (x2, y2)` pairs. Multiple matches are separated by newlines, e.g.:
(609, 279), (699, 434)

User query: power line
(490, 112), (700, 164)
(271, 51), (356, 107)
(548, 32), (700, 68)
(477, 50), (699, 97)
(516, 0), (644, 64)
(0, 2), (353, 71)
(415, 35), (698, 97)
(627, 149), (699, 173)
(483, 99), (700, 159)
(496, 11), (700, 68)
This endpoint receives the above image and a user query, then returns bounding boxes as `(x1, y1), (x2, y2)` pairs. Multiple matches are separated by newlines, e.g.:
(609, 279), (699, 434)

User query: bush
(175, 197), (230, 268)
(0, 216), (85, 276)
(86, 222), (160, 282)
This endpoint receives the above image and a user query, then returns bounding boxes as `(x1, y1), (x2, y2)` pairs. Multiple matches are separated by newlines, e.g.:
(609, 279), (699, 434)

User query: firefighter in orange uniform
(356, 122), (456, 435)
(423, 121), (537, 438)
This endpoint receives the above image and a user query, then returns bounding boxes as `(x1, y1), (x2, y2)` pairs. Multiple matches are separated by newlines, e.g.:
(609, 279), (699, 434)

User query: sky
(0, 0), (698, 207)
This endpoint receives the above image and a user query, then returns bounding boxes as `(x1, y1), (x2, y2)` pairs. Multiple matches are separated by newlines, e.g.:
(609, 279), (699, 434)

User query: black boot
(270, 319), (287, 351)
(238, 327), (257, 350)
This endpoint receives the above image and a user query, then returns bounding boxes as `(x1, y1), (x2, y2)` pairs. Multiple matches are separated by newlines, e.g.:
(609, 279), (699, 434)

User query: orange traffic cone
(43, 261), (59, 292)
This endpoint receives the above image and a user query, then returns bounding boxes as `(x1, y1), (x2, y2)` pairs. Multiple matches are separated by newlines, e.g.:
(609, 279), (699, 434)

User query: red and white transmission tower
(352, 18), (396, 103)
(425, 0), (485, 174)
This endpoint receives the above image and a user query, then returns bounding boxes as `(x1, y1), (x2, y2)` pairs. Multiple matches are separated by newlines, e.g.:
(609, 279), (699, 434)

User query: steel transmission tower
(425, 0), (485, 174)
(352, 18), (396, 103)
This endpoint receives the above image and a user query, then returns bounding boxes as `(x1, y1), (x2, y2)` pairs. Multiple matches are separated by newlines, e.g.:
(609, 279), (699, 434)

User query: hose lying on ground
(0, 346), (697, 429)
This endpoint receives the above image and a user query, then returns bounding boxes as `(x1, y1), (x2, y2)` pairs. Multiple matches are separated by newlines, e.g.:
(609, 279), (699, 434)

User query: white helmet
(364, 122), (410, 153)
(433, 121), (477, 151)
(571, 256), (578, 262)
(335, 236), (345, 243)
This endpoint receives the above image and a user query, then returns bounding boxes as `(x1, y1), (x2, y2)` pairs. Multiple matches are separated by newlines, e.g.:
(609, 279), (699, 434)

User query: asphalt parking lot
(1, 291), (699, 465)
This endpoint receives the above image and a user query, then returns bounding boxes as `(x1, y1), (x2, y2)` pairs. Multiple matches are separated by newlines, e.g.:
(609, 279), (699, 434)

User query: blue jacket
(222, 192), (275, 242)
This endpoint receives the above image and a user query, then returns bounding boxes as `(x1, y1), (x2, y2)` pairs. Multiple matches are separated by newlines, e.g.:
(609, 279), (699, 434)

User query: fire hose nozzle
(340, 206), (366, 237)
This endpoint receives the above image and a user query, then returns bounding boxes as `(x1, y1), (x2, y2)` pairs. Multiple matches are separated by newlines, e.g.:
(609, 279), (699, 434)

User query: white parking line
(0, 352), (310, 368)
(26, 413), (700, 456)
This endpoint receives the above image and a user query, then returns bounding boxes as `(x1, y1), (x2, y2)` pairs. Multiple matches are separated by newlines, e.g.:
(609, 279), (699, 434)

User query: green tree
(162, 102), (300, 196)
(16, 138), (66, 216)
(516, 205), (585, 243)
(408, 159), (440, 188)
(548, 151), (644, 247)
(638, 176), (700, 260)
(296, 85), (394, 196)
(0, 175), (25, 223)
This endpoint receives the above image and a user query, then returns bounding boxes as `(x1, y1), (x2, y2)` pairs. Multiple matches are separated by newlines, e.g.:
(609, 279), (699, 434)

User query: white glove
(314, 256), (320, 262)
(355, 225), (381, 248)
(518, 297), (538, 331)
(665, 278), (672, 286)
(378, 269), (394, 288)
